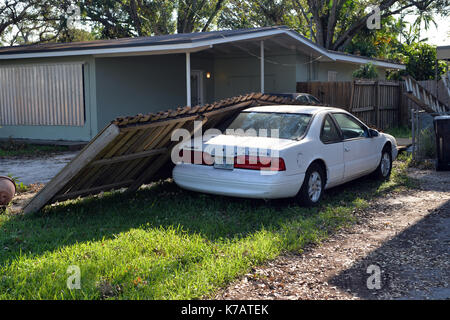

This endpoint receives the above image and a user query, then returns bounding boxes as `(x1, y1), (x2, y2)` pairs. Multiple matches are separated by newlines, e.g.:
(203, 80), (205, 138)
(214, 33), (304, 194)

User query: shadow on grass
(0, 167), (411, 267)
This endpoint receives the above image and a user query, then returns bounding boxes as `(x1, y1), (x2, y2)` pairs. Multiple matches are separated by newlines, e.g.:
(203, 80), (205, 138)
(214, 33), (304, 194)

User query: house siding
(95, 54), (217, 129)
(315, 62), (387, 81)
(213, 52), (297, 99)
(0, 46), (392, 143)
(95, 55), (187, 130)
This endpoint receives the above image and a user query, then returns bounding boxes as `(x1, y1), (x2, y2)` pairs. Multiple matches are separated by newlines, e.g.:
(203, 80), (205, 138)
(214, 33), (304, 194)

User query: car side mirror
(369, 129), (379, 138)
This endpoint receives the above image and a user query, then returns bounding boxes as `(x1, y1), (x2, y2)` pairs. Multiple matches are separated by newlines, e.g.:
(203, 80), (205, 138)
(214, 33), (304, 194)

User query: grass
(0, 155), (415, 300)
(383, 126), (412, 139)
(6, 175), (29, 193)
(0, 141), (69, 157)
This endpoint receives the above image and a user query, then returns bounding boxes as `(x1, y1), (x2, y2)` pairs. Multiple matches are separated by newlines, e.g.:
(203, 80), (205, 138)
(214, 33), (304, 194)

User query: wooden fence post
(398, 81), (403, 127)
(349, 80), (355, 110)
(375, 81), (380, 128)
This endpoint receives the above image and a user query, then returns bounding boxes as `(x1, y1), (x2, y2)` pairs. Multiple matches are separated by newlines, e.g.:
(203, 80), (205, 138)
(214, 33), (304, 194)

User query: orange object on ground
(0, 176), (16, 205)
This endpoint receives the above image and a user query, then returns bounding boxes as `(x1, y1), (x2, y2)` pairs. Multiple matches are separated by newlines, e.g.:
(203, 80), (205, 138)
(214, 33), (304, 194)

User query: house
(437, 45), (450, 61)
(0, 26), (405, 142)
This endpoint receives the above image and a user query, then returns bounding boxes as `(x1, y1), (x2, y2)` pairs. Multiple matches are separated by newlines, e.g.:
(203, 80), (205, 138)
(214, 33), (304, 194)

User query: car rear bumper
(172, 164), (304, 199)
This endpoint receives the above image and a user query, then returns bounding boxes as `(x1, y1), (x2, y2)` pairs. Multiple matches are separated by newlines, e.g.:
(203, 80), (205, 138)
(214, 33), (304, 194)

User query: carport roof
(0, 26), (405, 70)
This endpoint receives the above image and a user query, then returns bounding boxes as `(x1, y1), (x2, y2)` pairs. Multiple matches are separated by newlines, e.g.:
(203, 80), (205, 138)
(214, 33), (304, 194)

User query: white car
(172, 105), (398, 206)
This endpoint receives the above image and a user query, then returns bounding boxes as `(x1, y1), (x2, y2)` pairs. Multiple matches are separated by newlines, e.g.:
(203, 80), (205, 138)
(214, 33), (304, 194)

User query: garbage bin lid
(434, 115), (450, 120)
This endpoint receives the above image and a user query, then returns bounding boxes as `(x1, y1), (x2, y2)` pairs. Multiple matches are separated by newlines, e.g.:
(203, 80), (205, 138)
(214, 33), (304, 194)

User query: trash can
(434, 115), (450, 171)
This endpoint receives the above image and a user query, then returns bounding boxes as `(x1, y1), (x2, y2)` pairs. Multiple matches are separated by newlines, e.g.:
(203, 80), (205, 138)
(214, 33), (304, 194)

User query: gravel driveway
(215, 168), (450, 300)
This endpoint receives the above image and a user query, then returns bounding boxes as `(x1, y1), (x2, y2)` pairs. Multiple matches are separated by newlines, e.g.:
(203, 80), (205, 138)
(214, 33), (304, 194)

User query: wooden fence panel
(297, 80), (401, 130)
(297, 81), (352, 108)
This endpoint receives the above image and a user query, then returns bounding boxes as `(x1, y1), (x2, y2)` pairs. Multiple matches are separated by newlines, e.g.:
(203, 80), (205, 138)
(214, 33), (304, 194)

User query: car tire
(374, 146), (392, 180)
(297, 163), (325, 206)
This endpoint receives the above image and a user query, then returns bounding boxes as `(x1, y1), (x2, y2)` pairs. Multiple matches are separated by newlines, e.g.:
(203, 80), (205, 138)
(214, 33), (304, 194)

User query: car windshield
(226, 112), (312, 140)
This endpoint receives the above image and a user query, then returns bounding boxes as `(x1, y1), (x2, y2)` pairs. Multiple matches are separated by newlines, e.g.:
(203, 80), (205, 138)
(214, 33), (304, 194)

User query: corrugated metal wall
(0, 63), (85, 126)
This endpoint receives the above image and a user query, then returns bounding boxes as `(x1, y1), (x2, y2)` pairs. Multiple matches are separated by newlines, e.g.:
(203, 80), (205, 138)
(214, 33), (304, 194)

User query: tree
(56, 28), (96, 42)
(74, 0), (226, 38)
(291, 0), (449, 51)
(402, 42), (446, 81)
(344, 16), (403, 59)
(0, 1), (34, 35)
(0, 0), (90, 45)
(352, 62), (379, 79)
(218, 0), (315, 38)
(0, 0), (42, 44)
(176, 0), (226, 33)
(218, 0), (294, 30)
(217, 0), (449, 52)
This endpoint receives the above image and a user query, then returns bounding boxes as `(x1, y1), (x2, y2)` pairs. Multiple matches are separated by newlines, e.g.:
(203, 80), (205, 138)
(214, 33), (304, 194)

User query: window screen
(328, 71), (337, 81)
(0, 63), (85, 126)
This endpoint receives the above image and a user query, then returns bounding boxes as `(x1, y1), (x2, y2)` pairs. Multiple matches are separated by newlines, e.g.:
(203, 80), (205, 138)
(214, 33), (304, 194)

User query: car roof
(243, 105), (343, 114)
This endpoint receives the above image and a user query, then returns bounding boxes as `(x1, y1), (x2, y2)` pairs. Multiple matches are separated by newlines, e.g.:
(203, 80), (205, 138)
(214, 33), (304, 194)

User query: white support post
(260, 40), (264, 94)
(186, 52), (191, 107)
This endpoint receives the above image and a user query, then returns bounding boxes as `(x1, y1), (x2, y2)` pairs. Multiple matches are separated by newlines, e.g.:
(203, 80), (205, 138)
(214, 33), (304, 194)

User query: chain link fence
(411, 109), (436, 161)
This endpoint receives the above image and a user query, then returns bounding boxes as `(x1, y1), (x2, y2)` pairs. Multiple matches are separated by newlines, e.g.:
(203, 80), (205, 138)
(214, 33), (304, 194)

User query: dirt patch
(5, 184), (43, 214)
(214, 168), (450, 300)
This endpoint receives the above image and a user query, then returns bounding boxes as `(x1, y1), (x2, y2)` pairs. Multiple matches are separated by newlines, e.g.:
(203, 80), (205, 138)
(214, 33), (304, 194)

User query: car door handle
(344, 146), (351, 152)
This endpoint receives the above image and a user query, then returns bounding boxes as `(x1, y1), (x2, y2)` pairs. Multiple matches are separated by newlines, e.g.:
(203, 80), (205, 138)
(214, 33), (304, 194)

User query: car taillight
(179, 149), (213, 165)
(234, 155), (286, 171)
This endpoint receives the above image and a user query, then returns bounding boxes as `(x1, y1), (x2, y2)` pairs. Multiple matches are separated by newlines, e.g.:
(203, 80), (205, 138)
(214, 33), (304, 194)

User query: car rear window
(226, 112), (312, 140)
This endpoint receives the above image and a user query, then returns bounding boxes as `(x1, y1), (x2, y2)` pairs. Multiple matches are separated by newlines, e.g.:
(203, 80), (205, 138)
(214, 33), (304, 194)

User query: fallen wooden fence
(23, 93), (324, 214)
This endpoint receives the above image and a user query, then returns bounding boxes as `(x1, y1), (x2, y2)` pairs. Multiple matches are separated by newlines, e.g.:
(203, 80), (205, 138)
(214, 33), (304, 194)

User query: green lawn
(383, 126), (412, 139)
(0, 155), (415, 299)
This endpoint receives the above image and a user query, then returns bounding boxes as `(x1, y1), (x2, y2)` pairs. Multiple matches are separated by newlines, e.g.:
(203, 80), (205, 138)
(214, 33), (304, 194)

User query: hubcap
(381, 152), (391, 177)
(308, 171), (322, 202)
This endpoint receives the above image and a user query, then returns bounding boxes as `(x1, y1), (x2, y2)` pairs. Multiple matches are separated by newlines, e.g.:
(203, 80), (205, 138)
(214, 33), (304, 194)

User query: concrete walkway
(0, 151), (78, 185)
(396, 138), (412, 152)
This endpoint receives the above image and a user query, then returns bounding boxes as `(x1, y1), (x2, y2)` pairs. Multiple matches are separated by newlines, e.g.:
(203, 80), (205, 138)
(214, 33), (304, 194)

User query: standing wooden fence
(350, 80), (401, 130)
(296, 81), (353, 108)
(297, 80), (402, 130)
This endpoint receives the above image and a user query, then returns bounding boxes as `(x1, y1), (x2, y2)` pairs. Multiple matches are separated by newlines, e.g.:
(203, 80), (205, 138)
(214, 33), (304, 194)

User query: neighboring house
(437, 45), (450, 106)
(0, 26), (405, 142)
(437, 45), (450, 61)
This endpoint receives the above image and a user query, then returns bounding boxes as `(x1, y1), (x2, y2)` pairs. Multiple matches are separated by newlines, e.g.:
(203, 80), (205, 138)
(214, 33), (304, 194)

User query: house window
(328, 71), (337, 81)
(0, 63), (85, 126)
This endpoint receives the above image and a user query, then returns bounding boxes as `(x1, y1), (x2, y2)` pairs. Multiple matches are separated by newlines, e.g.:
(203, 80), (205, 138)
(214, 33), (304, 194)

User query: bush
(352, 63), (378, 79)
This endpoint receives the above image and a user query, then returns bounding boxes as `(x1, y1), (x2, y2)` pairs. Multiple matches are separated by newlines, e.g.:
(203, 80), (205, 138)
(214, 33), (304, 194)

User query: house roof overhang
(0, 26), (405, 70)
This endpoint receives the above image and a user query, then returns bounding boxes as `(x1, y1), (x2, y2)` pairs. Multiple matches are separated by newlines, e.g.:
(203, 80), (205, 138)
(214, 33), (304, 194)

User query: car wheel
(297, 163), (325, 206)
(374, 147), (392, 180)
